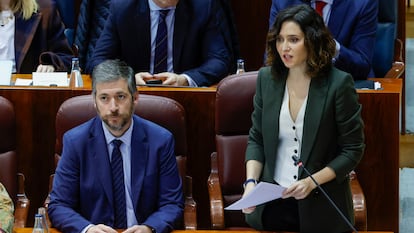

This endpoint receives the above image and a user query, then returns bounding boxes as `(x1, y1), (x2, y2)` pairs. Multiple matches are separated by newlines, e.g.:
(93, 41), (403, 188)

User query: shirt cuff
(81, 224), (94, 233)
(334, 39), (340, 59)
(181, 74), (197, 87)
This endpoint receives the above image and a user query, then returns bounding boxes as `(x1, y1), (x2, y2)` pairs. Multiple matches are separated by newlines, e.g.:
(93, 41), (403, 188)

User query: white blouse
(0, 10), (16, 73)
(274, 84), (308, 187)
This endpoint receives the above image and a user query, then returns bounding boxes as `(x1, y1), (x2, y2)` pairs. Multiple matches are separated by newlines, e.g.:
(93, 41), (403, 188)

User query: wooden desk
(13, 228), (394, 233)
(173, 231), (393, 233)
(2, 76), (401, 233)
(357, 78), (401, 233)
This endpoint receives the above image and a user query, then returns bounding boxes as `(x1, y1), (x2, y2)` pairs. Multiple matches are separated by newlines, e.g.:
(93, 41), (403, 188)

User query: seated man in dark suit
(269, 0), (378, 80)
(48, 59), (183, 233)
(86, 0), (233, 87)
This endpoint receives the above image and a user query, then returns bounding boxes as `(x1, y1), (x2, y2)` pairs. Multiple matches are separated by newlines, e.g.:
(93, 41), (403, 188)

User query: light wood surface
(13, 228), (394, 233)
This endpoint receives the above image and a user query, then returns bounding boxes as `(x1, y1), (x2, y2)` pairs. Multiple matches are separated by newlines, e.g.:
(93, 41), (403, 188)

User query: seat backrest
(214, 71), (258, 228)
(372, 0), (397, 77)
(0, 96), (17, 201)
(55, 94), (187, 164)
(0, 97), (30, 228)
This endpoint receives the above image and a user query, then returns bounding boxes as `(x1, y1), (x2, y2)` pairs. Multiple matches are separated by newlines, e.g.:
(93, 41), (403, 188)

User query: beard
(95, 98), (135, 136)
(102, 111), (130, 133)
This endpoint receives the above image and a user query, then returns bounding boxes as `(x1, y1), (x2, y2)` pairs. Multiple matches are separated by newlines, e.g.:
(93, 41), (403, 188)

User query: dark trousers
(262, 197), (300, 232)
(262, 198), (354, 233)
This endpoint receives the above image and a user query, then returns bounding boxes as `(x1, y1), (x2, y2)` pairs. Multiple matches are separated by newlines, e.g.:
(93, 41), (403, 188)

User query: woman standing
(242, 4), (365, 233)
(0, 0), (72, 73)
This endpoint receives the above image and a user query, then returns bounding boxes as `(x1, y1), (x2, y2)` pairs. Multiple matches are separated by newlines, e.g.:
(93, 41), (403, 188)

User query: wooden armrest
(384, 61), (405, 79)
(384, 38), (405, 79)
(13, 173), (30, 228)
(183, 175), (197, 230)
(175, 156), (197, 229)
(207, 152), (225, 229)
(349, 171), (367, 231)
(44, 174), (55, 209)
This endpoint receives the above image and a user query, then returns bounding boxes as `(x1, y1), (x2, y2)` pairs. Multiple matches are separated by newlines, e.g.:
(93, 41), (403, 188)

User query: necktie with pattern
(111, 139), (126, 228)
(154, 10), (170, 74)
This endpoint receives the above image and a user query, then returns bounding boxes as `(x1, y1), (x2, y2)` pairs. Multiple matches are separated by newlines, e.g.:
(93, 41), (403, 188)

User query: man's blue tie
(111, 139), (127, 228)
(154, 10), (170, 74)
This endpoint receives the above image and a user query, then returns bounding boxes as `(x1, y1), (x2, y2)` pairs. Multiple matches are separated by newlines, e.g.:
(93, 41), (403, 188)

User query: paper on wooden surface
(32, 72), (69, 86)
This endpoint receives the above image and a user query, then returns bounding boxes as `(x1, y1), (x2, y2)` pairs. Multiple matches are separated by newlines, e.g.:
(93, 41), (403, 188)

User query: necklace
(0, 11), (14, 27)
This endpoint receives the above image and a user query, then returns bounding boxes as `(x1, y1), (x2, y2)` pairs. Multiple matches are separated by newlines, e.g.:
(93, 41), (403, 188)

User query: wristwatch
(243, 178), (258, 189)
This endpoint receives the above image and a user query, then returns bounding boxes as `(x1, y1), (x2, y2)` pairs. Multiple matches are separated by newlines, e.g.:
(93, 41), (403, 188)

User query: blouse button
(293, 175), (297, 179)
(294, 138), (298, 141)
(294, 149), (298, 154)
(292, 126), (296, 130)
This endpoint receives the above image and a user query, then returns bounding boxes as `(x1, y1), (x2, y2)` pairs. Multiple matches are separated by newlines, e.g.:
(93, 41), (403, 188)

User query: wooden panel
(230, 0), (271, 71)
(357, 93), (400, 232)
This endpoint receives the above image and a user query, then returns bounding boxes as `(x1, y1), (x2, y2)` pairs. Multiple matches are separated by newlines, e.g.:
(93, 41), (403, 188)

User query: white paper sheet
(0, 60), (13, 85)
(32, 72), (69, 86)
(14, 78), (33, 86)
(225, 182), (287, 210)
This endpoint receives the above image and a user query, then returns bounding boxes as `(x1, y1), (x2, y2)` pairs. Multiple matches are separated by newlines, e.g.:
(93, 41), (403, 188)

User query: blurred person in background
(0, 0), (73, 73)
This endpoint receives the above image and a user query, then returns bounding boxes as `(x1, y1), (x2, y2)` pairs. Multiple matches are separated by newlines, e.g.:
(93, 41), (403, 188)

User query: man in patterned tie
(86, 0), (235, 87)
(268, 0), (378, 81)
(48, 59), (183, 233)
(0, 183), (14, 233)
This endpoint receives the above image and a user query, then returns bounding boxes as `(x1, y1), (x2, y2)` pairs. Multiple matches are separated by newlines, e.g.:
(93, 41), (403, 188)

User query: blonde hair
(10, 0), (38, 20)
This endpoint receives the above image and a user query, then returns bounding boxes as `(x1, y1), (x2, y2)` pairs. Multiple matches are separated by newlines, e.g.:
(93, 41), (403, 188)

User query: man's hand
(36, 64), (55, 72)
(86, 224), (117, 233)
(135, 72), (189, 86)
(153, 72), (189, 86)
(122, 225), (153, 233)
(135, 72), (154, 85)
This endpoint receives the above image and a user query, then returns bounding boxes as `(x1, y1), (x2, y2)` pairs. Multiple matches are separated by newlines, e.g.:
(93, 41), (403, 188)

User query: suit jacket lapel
(265, 75), (285, 177)
(88, 117), (114, 207)
(172, 1), (190, 69)
(130, 116), (148, 213)
(300, 77), (328, 175)
(14, 12), (41, 72)
(134, 1), (151, 70)
(327, 0), (346, 38)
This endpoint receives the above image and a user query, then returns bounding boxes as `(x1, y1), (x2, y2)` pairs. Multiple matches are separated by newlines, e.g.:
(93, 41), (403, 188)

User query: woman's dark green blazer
(245, 66), (365, 233)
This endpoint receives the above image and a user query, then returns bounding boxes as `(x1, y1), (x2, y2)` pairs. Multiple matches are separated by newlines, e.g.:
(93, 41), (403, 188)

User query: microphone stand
(292, 156), (358, 233)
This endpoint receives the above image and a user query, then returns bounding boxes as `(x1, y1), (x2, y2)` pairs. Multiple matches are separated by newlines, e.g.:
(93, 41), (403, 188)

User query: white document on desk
(225, 182), (287, 210)
(32, 72), (69, 86)
(0, 60), (13, 85)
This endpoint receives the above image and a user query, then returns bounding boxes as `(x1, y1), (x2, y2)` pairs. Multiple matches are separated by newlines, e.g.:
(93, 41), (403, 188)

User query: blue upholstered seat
(372, 0), (404, 78)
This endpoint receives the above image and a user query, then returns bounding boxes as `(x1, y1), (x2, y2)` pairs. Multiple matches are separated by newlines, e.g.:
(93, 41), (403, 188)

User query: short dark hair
(91, 59), (137, 97)
(266, 4), (336, 79)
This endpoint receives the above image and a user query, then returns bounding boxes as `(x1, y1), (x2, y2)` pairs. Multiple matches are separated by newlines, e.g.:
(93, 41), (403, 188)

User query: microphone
(292, 155), (358, 233)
